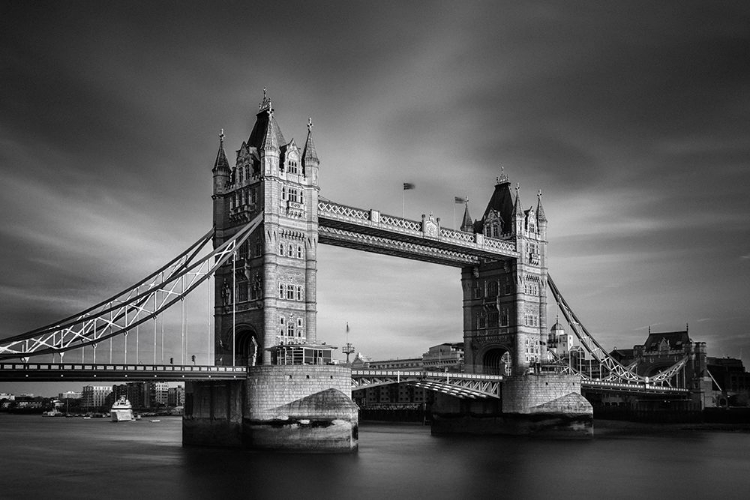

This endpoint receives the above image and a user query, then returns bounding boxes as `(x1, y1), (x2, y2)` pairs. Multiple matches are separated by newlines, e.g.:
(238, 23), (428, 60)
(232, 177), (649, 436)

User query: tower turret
(212, 129), (231, 196)
(512, 183), (524, 235)
(460, 202), (474, 233)
(536, 189), (547, 239)
(302, 117), (320, 185)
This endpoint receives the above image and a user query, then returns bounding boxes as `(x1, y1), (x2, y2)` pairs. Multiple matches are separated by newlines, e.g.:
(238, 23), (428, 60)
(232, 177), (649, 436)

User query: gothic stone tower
(211, 92), (320, 366)
(461, 171), (548, 377)
(186, 92), (357, 451)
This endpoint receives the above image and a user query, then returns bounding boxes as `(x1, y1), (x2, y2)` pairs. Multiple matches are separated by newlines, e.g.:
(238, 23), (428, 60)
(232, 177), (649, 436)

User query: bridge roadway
(0, 362), (247, 382)
(0, 363), (689, 397)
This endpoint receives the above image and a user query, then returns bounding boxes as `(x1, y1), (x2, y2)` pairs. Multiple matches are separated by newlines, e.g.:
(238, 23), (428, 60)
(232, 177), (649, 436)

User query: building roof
(212, 132), (230, 173)
(461, 203), (473, 232)
(303, 118), (319, 167)
(477, 178), (514, 234)
(536, 191), (547, 223)
(247, 93), (286, 151)
(642, 331), (691, 352)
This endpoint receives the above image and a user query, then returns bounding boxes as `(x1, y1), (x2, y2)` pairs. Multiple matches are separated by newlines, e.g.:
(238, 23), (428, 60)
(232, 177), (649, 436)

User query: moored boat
(110, 396), (134, 422)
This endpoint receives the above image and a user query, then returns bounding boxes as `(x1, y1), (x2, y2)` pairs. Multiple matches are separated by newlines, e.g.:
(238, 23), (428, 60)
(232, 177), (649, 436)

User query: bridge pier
(431, 373), (593, 437)
(183, 365), (358, 452)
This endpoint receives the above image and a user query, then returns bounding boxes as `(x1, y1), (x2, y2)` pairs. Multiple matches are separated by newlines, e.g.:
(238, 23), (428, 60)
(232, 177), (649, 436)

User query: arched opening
(235, 328), (259, 366)
(483, 348), (511, 376)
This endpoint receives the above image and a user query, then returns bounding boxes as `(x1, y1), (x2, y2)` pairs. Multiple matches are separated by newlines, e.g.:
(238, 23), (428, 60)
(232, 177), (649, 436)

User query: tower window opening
(279, 283), (284, 299)
(296, 285), (303, 301)
(287, 284), (295, 300)
(279, 242), (284, 255)
(297, 245), (303, 259)
(287, 244), (293, 257)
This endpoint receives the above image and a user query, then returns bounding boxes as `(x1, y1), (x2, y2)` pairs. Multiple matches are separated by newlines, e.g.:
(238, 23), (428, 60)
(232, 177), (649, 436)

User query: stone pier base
(183, 365), (359, 452)
(431, 374), (593, 438)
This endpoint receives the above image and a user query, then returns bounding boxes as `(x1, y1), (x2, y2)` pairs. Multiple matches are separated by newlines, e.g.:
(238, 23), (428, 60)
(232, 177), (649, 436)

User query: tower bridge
(0, 91), (698, 450)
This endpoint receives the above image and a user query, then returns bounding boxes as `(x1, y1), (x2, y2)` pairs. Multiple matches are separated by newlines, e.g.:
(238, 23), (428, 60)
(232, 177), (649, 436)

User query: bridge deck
(0, 363), (248, 382)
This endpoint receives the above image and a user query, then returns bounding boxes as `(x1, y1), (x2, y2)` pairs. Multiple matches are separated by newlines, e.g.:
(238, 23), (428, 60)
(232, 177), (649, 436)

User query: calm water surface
(1, 414), (748, 499)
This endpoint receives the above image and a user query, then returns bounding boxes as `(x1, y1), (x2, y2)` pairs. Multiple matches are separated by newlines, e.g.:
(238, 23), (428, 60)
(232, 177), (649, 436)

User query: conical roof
(478, 179), (514, 233)
(212, 131), (230, 173)
(536, 190), (547, 223)
(247, 91), (286, 151)
(303, 117), (319, 167)
(461, 203), (474, 232)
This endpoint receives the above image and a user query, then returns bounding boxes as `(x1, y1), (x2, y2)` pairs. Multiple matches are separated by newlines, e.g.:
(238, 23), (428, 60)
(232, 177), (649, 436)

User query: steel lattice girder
(0, 214), (264, 360)
(548, 274), (688, 387)
(351, 370), (502, 399)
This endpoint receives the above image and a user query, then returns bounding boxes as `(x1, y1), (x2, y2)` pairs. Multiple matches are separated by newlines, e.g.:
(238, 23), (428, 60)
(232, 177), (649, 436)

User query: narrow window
(279, 283), (284, 299)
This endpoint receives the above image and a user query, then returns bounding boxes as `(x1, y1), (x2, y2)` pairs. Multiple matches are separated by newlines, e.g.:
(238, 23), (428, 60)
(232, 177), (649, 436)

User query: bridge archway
(234, 326), (260, 367)
(481, 347), (512, 376)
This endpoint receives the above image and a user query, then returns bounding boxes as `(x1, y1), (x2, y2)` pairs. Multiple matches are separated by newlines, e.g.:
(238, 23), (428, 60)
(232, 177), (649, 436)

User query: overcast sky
(2, 1), (749, 395)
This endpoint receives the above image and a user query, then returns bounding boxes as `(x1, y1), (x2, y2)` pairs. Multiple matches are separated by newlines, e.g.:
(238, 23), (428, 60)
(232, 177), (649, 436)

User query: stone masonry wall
(246, 365), (353, 420)
(502, 374), (591, 415)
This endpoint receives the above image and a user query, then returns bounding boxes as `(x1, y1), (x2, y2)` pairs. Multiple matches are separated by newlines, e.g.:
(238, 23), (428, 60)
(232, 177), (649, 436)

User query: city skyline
(2, 2), (749, 395)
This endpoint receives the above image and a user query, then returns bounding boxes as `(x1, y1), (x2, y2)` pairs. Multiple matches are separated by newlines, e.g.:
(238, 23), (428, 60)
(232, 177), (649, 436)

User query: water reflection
(0, 415), (748, 500)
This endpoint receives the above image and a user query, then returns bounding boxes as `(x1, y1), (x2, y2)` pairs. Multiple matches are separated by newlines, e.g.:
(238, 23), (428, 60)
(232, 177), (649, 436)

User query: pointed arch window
(278, 283), (284, 299)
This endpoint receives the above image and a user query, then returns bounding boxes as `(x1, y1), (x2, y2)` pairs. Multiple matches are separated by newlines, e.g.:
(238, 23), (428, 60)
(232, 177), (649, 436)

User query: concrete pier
(431, 373), (593, 437)
(183, 365), (359, 452)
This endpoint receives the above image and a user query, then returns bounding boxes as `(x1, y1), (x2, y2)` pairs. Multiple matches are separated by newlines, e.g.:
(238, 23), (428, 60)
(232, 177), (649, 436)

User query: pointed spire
(259, 87), (272, 113)
(512, 183), (523, 218)
(303, 117), (319, 167)
(212, 128), (230, 173)
(461, 202), (474, 232)
(496, 166), (509, 185)
(536, 189), (547, 223)
(261, 111), (279, 152)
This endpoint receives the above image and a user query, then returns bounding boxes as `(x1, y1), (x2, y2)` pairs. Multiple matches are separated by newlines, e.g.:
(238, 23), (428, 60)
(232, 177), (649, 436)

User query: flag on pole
(454, 196), (467, 204)
(403, 183), (415, 190)
(346, 322), (349, 333)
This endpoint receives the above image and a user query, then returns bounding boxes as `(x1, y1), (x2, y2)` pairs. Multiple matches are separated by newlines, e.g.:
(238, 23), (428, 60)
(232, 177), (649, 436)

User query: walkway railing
(0, 363), (248, 381)
(318, 200), (517, 263)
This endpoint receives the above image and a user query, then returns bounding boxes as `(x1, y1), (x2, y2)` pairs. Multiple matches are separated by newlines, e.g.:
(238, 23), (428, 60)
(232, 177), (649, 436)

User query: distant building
(422, 343), (464, 372)
(706, 357), (750, 406)
(82, 386), (112, 410)
(168, 386), (185, 407)
(150, 382), (169, 407)
(350, 353), (423, 371)
(58, 391), (81, 400)
(546, 319), (574, 360)
(607, 328), (712, 407)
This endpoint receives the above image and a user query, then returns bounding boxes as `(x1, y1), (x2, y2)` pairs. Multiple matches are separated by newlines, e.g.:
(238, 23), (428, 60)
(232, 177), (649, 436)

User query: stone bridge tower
(211, 91), (320, 366)
(462, 171), (548, 377)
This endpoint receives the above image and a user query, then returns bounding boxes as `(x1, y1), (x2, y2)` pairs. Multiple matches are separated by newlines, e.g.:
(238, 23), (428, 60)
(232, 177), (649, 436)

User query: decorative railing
(318, 200), (517, 257)
(378, 214), (422, 232)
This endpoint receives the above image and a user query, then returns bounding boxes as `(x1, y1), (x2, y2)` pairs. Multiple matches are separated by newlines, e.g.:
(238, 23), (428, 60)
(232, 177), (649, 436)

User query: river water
(1, 414), (748, 499)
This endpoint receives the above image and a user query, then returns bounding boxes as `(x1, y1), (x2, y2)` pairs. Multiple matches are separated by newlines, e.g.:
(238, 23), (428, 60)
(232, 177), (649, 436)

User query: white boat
(110, 396), (134, 422)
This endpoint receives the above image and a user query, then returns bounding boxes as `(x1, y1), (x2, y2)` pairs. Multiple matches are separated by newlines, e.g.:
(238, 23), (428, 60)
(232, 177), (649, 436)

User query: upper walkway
(318, 199), (518, 267)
